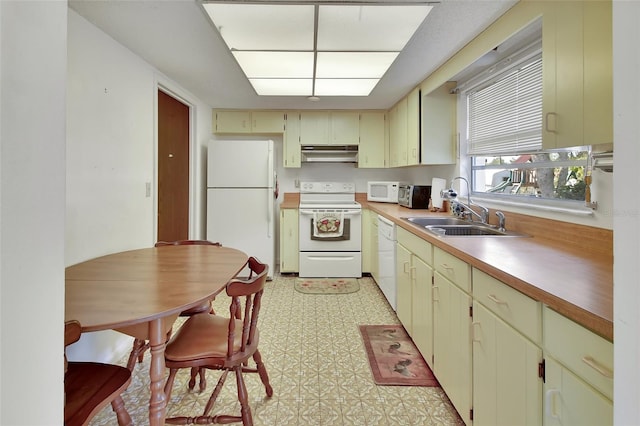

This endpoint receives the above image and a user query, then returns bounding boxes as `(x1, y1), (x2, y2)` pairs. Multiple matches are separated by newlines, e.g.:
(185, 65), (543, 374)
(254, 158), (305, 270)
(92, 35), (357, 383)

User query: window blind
(467, 56), (542, 155)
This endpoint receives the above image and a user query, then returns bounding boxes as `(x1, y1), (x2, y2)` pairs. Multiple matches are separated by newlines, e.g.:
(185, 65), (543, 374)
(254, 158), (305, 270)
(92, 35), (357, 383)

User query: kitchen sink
(402, 217), (528, 237)
(403, 217), (471, 227)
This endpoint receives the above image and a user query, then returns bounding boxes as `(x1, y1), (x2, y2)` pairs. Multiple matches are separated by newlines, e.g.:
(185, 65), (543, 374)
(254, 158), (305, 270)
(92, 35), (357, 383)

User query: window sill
(470, 195), (595, 217)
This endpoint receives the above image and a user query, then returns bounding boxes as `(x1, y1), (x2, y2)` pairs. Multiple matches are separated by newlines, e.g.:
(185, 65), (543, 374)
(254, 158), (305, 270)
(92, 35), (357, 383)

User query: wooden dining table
(65, 244), (249, 425)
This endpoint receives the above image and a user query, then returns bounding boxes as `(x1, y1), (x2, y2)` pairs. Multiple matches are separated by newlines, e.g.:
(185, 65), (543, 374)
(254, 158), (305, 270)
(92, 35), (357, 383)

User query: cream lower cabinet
(542, 306), (613, 426)
(279, 209), (298, 273)
(472, 268), (543, 426)
(369, 212), (379, 282)
(361, 209), (372, 274)
(396, 228), (433, 352)
(433, 247), (472, 425)
(472, 302), (542, 425)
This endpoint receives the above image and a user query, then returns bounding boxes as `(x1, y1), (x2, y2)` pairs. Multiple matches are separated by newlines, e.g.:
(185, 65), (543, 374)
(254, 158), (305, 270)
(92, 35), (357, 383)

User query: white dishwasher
(377, 215), (397, 311)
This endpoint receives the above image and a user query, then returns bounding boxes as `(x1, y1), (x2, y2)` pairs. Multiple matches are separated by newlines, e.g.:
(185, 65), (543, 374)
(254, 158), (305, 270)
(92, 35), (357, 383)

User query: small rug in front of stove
(294, 278), (360, 294)
(359, 324), (440, 387)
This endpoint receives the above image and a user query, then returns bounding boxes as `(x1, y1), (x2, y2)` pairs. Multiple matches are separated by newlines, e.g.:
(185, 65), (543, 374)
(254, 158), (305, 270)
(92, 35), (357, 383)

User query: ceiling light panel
(203, 3), (314, 50)
(316, 52), (399, 78)
(317, 5), (433, 51)
(233, 52), (314, 78)
(249, 79), (313, 96)
(315, 79), (380, 96)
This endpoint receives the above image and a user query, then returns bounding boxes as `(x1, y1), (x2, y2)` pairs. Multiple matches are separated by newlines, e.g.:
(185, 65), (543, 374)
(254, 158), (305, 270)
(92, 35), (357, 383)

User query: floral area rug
(294, 278), (360, 294)
(359, 324), (440, 387)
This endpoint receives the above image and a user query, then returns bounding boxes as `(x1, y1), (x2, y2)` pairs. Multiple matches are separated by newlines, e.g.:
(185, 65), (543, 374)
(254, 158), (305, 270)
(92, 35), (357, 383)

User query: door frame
(154, 78), (198, 242)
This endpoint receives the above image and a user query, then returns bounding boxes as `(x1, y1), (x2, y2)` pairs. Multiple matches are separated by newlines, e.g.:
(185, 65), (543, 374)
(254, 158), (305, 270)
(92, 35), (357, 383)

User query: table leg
(148, 319), (167, 425)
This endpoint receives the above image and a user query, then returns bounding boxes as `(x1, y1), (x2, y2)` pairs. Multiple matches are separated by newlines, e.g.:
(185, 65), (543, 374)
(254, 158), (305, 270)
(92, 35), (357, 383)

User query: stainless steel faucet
(495, 211), (506, 232)
(440, 176), (489, 224)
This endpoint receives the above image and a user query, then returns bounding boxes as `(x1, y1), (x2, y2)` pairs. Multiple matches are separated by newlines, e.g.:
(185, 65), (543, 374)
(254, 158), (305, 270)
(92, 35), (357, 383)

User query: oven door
(299, 208), (362, 252)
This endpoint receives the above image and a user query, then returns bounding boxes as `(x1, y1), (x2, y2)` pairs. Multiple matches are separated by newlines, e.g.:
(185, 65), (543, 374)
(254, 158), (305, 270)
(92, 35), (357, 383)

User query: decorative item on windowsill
(584, 148), (614, 210)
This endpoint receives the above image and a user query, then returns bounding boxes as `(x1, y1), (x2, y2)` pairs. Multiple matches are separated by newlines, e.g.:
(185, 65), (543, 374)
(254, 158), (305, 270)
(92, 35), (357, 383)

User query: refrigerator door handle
(267, 144), (274, 238)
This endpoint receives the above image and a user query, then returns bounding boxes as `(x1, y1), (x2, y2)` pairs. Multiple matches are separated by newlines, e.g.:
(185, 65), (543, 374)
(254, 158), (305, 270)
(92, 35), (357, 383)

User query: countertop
(282, 193), (613, 341)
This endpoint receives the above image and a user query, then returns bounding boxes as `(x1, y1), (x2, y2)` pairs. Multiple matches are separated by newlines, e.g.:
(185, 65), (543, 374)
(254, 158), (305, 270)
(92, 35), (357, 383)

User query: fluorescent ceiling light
(203, 4), (314, 50)
(315, 79), (380, 96)
(317, 5), (433, 51)
(316, 52), (399, 78)
(202, 2), (434, 97)
(249, 79), (313, 96)
(233, 52), (314, 78)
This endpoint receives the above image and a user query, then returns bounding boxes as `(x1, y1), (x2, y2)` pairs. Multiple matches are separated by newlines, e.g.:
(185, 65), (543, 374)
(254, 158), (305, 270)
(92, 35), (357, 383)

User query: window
(464, 49), (588, 205)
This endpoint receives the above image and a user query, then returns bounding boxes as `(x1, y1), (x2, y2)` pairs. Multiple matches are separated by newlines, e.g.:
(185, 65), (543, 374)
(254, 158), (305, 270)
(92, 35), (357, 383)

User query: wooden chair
(126, 239), (222, 372)
(163, 257), (273, 425)
(64, 320), (133, 426)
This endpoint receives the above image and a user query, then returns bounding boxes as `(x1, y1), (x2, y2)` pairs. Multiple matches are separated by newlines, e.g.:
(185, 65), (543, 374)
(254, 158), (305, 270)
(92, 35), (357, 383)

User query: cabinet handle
(487, 294), (508, 305)
(472, 321), (481, 342)
(545, 112), (557, 133)
(404, 261), (410, 274)
(432, 286), (439, 302)
(582, 356), (613, 379)
(545, 389), (561, 420)
(410, 266), (416, 280)
(440, 263), (454, 271)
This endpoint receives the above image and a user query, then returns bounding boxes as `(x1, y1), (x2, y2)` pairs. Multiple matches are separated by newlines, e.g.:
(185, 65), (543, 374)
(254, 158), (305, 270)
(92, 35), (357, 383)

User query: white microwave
(367, 181), (402, 203)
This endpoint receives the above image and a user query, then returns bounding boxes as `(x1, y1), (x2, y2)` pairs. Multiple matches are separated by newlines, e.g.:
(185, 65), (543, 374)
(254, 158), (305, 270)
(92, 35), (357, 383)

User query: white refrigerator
(206, 139), (276, 279)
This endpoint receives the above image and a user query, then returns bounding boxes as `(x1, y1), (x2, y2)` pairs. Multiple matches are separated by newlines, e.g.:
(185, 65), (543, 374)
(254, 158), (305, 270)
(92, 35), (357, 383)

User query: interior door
(157, 90), (189, 241)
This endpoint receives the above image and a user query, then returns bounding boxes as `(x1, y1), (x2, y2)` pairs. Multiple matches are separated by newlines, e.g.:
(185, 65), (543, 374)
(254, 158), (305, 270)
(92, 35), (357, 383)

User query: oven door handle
(299, 209), (361, 216)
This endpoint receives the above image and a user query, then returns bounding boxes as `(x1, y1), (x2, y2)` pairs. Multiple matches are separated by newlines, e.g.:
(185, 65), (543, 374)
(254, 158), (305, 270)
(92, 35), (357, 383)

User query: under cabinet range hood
(301, 145), (358, 163)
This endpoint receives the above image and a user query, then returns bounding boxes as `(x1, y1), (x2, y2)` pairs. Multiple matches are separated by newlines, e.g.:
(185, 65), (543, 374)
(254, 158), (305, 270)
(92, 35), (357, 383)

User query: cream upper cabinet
(542, 0), (612, 149)
(421, 82), (457, 165)
(389, 98), (408, 167)
(279, 209), (299, 273)
(213, 110), (285, 134)
(358, 111), (386, 168)
(406, 88), (421, 166)
(283, 111), (301, 168)
(213, 110), (251, 133)
(251, 111), (285, 133)
(299, 111), (360, 145)
(299, 111), (329, 145)
(330, 111), (359, 145)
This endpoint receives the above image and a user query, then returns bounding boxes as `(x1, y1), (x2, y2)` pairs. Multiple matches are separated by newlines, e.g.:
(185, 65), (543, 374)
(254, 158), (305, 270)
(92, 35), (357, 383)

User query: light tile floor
(89, 275), (464, 425)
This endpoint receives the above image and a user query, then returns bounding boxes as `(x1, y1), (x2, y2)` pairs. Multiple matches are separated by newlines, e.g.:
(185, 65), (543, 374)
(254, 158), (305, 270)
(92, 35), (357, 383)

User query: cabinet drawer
(397, 227), (432, 265)
(433, 247), (470, 292)
(473, 268), (541, 344)
(543, 306), (613, 400)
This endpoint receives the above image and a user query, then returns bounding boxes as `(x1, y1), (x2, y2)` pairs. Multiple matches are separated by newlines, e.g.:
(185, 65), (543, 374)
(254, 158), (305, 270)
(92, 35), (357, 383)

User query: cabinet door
(358, 112), (386, 168)
(421, 83), (457, 165)
(412, 256), (433, 366)
(283, 111), (301, 168)
(299, 111), (329, 145)
(544, 357), (612, 426)
(214, 110), (251, 133)
(396, 242), (412, 333)
(433, 272), (472, 426)
(279, 209), (299, 272)
(252, 111), (285, 133)
(330, 111), (360, 145)
(583, 0), (612, 146)
(473, 302), (542, 426)
(407, 88), (420, 165)
(370, 216), (379, 282)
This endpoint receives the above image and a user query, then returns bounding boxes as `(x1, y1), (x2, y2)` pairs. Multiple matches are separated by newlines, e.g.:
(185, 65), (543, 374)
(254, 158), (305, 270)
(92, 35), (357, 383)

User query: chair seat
(65, 362), (132, 426)
(165, 313), (259, 363)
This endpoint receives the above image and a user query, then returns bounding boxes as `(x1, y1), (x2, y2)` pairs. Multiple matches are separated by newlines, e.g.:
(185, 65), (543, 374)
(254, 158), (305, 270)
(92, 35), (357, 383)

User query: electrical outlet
(294, 179), (300, 188)
(145, 182), (151, 198)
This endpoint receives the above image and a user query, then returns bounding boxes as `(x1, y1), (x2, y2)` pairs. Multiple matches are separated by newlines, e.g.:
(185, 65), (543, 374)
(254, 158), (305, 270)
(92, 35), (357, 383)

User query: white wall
(66, 9), (212, 363)
(0, 1), (67, 424)
(613, 1), (640, 424)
